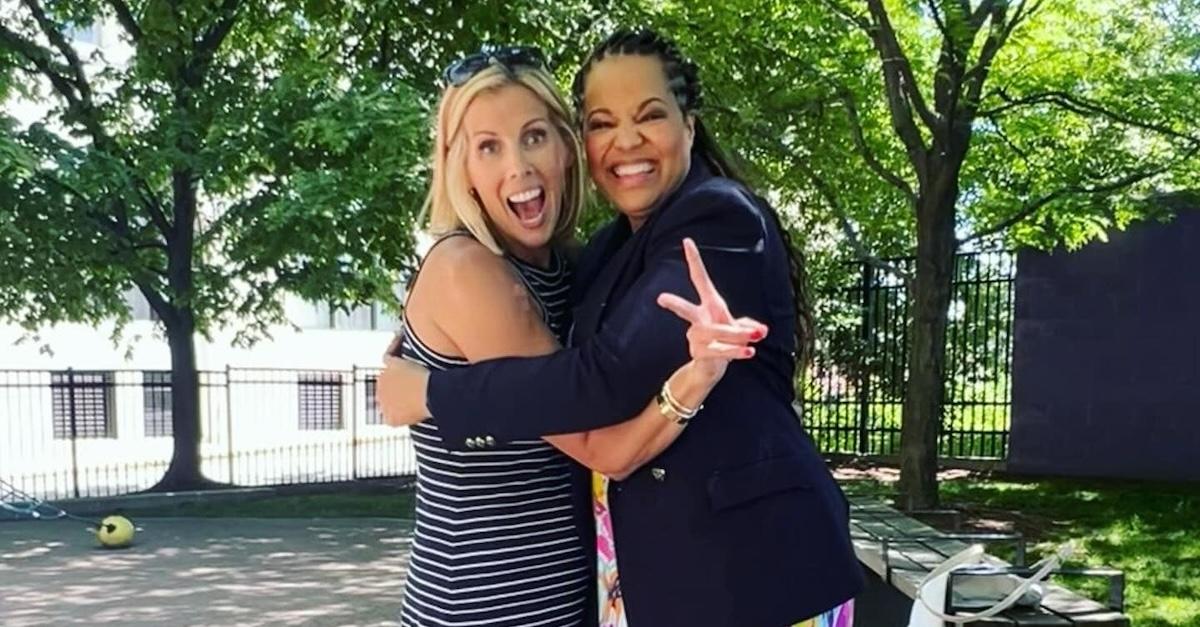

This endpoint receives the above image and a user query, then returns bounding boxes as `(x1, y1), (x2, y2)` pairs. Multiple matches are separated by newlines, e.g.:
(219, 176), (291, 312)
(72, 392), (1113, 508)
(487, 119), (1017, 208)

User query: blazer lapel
(570, 156), (716, 345)
(571, 221), (644, 344)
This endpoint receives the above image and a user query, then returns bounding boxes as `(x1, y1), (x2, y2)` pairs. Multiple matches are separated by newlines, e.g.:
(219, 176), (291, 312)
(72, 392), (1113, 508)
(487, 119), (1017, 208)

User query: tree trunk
(149, 311), (221, 491)
(896, 172), (959, 511)
(148, 166), (223, 491)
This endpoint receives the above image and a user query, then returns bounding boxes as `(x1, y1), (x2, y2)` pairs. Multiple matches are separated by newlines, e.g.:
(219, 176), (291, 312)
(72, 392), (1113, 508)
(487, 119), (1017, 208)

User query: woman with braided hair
(381, 29), (863, 626)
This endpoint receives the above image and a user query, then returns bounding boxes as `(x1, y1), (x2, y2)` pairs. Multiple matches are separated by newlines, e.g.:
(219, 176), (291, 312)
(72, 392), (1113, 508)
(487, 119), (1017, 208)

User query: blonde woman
(385, 46), (764, 627)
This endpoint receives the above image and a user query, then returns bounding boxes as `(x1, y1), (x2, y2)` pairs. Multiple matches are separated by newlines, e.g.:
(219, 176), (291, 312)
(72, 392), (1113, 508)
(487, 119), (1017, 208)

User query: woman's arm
(377, 236), (757, 475)
(545, 238), (767, 479)
(383, 185), (770, 449)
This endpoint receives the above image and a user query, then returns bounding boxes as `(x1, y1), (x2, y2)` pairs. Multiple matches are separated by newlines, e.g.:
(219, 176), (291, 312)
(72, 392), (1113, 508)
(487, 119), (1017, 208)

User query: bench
(849, 497), (1131, 626)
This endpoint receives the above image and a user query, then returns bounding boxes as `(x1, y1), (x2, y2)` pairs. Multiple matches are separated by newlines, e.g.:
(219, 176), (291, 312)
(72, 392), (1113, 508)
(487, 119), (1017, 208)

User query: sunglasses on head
(442, 45), (548, 87)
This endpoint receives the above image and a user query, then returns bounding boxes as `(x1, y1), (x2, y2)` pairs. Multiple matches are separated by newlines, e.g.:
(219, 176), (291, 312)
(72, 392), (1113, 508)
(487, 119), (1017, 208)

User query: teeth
(507, 188), (543, 203)
(614, 162), (653, 177)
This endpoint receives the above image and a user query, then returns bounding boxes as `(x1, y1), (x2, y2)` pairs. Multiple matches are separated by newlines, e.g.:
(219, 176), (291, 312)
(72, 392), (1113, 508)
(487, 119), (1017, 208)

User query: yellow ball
(95, 515), (135, 549)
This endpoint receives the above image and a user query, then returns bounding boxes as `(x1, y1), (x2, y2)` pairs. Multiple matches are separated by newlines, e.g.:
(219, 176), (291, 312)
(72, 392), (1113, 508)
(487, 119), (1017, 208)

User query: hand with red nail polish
(656, 237), (770, 382)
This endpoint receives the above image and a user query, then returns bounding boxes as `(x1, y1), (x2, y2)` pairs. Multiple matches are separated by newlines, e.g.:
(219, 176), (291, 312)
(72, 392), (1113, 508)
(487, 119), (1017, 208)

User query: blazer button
(651, 467), (667, 482)
(485, 435), (496, 447)
(465, 438), (477, 449)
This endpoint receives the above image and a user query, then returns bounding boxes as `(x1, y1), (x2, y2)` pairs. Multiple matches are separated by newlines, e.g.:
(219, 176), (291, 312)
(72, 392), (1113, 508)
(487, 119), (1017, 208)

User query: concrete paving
(0, 517), (414, 626)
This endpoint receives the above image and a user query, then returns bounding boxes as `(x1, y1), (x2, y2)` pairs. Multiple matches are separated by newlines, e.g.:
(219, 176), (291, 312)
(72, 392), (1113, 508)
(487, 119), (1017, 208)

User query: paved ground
(0, 517), (414, 626)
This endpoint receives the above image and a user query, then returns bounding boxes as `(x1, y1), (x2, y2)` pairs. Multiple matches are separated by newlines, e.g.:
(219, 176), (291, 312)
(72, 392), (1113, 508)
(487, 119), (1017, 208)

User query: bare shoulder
(415, 235), (525, 309)
(421, 235), (506, 278)
(407, 234), (554, 359)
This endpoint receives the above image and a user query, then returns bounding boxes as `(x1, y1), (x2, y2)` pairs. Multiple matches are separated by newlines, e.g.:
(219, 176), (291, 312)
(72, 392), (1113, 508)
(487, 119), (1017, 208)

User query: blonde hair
(421, 64), (586, 255)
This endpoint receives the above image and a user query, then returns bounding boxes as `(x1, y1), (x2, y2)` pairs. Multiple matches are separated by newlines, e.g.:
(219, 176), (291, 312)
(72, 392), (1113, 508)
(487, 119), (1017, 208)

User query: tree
(636, 0), (1200, 508)
(0, 0), (430, 490)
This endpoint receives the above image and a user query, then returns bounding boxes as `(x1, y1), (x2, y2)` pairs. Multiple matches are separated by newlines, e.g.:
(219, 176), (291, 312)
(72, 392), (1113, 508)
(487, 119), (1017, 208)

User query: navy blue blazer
(426, 158), (864, 625)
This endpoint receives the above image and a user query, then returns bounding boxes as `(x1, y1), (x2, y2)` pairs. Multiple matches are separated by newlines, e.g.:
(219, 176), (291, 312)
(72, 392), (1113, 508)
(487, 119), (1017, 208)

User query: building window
(298, 372), (343, 430)
(51, 371), (115, 439)
(143, 371), (172, 437)
(364, 375), (383, 425)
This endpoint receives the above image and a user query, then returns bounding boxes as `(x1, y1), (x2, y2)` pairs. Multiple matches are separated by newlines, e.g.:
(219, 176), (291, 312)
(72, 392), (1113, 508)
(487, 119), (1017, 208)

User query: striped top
(399, 238), (587, 627)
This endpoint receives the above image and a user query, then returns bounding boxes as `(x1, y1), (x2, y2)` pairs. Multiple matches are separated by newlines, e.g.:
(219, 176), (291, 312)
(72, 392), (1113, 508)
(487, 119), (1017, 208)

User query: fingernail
(743, 348), (754, 358)
(750, 329), (764, 340)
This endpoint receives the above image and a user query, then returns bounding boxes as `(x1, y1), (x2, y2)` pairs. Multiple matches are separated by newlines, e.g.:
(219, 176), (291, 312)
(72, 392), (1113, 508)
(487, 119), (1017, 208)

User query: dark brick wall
(1009, 210), (1200, 481)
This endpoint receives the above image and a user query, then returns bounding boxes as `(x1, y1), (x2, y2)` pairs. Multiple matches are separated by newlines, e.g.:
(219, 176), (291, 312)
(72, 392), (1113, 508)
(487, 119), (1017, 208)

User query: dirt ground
(832, 462), (1061, 541)
(0, 517), (414, 626)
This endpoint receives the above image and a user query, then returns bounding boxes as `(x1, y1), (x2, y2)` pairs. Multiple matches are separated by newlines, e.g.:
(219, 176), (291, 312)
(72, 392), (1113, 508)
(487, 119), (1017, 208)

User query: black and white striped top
(398, 238), (587, 627)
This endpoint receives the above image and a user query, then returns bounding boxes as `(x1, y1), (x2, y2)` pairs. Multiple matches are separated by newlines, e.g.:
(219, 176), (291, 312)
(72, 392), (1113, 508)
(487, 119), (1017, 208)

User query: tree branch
(960, 149), (1198, 244)
(198, 178), (284, 245)
(963, 0), (1039, 115)
(961, 3), (1009, 114)
(19, 0), (93, 103)
(794, 156), (912, 283)
(827, 0), (931, 180)
(968, 0), (1001, 29)
(815, 173), (913, 283)
(0, 12), (147, 192)
(132, 178), (173, 237)
(930, 1), (982, 135)
(820, 0), (934, 153)
(923, 0), (954, 52)
(821, 0), (873, 32)
(132, 275), (173, 323)
(836, 90), (918, 205)
(104, 0), (144, 41)
(980, 89), (1200, 147)
(0, 23), (85, 109)
(865, 0), (940, 133)
(90, 197), (165, 252)
(192, 0), (241, 80)
(32, 168), (168, 258)
(984, 114), (1035, 167)
(3, 3), (173, 246)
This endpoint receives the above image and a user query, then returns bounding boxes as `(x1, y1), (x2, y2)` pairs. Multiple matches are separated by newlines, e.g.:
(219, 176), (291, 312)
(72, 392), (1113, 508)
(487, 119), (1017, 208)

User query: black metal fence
(2, 252), (1017, 502)
(804, 251), (1016, 459)
(0, 367), (415, 501)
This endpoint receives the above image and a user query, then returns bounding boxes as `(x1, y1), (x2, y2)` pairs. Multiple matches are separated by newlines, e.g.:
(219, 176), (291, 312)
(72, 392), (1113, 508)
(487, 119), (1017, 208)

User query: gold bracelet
(656, 392), (688, 425)
(663, 379), (702, 417)
(658, 379), (702, 426)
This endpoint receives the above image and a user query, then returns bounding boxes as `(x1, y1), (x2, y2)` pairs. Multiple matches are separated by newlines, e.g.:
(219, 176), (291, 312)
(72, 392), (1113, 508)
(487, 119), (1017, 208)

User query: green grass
(129, 491), (417, 519)
(842, 474), (1200, 627)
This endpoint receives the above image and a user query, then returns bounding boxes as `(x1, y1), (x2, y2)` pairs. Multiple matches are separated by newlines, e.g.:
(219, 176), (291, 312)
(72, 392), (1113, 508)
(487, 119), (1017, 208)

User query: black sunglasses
(442, 46), (548, 87)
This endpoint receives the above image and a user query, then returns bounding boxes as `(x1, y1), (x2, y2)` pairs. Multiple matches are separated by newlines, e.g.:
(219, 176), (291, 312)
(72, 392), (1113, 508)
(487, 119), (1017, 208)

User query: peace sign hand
(656, 238), (769, 380)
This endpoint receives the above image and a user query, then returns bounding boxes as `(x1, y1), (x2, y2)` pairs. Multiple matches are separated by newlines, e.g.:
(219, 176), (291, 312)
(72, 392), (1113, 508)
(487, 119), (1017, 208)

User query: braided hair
(572, 28), (816, 370)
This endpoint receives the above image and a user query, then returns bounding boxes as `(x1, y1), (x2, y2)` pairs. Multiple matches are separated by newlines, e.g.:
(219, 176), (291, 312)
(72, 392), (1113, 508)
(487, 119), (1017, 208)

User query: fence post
(858, 263), (875, 455)
(66, 368), (80, 499)
(350, 366), (359, 481)
(225, 365), (234, 484)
